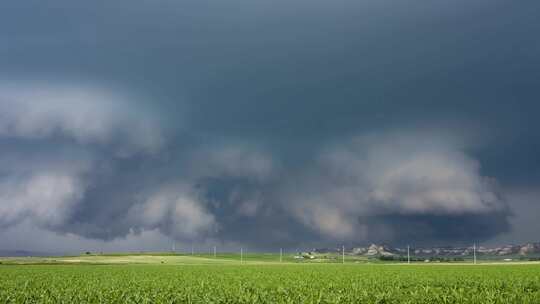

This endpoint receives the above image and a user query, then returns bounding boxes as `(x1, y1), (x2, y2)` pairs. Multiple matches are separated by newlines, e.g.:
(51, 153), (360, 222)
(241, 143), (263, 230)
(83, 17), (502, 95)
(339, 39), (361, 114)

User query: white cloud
(0, 82), (163, 155)
(129, 184), (217, 240)
(0, 161), (90, 228)
(0, 221), (172, 254)
(282, 132), (505, 239)
(0, 81), (165, 235)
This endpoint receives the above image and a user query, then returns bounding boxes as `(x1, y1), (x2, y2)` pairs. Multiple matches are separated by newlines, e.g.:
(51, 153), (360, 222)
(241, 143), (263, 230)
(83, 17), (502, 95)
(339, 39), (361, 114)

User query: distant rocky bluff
(314, 243), (540, 257)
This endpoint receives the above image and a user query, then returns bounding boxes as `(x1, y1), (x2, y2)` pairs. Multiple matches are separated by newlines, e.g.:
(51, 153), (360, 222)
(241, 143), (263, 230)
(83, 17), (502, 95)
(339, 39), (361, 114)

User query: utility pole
(473, 243), (477, 265)
(241, 248), (244, 264)
(342, 245), (345, 264)
(407, 245), (410, 264)
(280, 248), (283, 263)
(191, 244), (194, 256)
(214, 246), (217, 258)
(172, 239), (175, 252)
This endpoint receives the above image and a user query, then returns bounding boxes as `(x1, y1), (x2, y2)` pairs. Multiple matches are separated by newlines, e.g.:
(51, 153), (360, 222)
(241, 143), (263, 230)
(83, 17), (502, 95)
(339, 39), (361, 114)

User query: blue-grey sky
(0, 0), (539, 252)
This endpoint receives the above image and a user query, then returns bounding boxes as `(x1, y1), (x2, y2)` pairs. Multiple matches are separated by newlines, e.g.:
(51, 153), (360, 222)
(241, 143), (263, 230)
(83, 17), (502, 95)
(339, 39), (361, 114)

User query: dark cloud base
(357, 212), (511, 247)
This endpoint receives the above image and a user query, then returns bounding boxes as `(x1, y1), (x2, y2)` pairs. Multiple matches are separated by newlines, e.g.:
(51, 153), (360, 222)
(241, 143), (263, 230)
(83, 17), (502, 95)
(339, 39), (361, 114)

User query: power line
(473, 243), (477, 265)
(241, 248), (243, 264)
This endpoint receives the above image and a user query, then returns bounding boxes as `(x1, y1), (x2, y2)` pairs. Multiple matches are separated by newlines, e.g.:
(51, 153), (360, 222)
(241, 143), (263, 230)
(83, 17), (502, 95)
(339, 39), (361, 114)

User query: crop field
(1, 255), (540, 304)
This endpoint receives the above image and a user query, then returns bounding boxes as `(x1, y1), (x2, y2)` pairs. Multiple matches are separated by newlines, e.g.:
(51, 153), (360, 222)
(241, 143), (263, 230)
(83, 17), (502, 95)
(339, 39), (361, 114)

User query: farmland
(1, 255), (540, 303)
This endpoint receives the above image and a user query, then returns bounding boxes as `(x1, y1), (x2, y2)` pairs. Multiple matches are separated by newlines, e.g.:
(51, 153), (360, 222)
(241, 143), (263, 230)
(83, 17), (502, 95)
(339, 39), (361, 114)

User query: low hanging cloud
(0, 82), (163, 155)
(282, 133), (507, 242)
(0, 153), (91, 229)
(0, 173), (85, 228)
(0, 82), (512, 248)
(0, 81), (165, 235)
(128, 184), (217, 240)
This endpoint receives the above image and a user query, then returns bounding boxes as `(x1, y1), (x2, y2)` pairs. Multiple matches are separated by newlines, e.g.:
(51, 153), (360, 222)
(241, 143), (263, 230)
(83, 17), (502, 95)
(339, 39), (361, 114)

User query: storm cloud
(0, 0), (539, 252)
(281, 133), (507, 243)
(0, 83), (163, 154)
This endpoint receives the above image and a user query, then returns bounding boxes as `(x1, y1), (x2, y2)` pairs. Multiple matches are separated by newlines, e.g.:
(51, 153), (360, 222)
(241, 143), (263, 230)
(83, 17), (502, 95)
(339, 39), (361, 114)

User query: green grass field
(1, 254), (540, 303)
(0, 252), (369, 265)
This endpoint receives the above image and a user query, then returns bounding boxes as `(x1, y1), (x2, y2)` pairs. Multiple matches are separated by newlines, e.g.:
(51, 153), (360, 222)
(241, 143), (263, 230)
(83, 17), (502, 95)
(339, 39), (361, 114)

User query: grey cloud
(0, 82), (163, 155)
(0, 221), (172, 254)
(128, 184), (217, 241)
(0, 0), (538, 252)
(0, 152), (91, 229)
(0, 130), (275, 243)
(281, 132), (508, 241)
(185, 144), (275, 181)
(489, 188), (540, 245)
(0, 82), (515, 249)
(0, 173), (85, 227)
(229, 188), (263, 218)
(0, 82), (167, 239)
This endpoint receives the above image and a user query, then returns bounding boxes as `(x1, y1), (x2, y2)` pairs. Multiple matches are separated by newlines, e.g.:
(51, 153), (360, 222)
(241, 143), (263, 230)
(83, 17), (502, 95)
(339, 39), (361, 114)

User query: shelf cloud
(0, 83), (163, 155)
(281, 133), (507, 241)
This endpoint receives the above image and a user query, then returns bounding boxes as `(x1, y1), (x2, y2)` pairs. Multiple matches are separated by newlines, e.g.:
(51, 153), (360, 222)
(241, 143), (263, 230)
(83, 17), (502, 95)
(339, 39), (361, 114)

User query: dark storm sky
(0, 0), (539, 252)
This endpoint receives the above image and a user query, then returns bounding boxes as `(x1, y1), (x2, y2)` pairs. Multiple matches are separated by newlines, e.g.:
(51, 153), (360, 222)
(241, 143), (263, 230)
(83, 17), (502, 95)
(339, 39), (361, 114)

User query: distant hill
(0, 250), (52, 257)
(314, 242), (540, 257)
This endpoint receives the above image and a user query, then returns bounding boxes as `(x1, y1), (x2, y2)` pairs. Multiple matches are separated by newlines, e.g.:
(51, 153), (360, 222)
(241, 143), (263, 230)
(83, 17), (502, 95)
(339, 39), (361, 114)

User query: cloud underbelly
(282, 133), (507, 241)
(0, 82), (511, 246)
